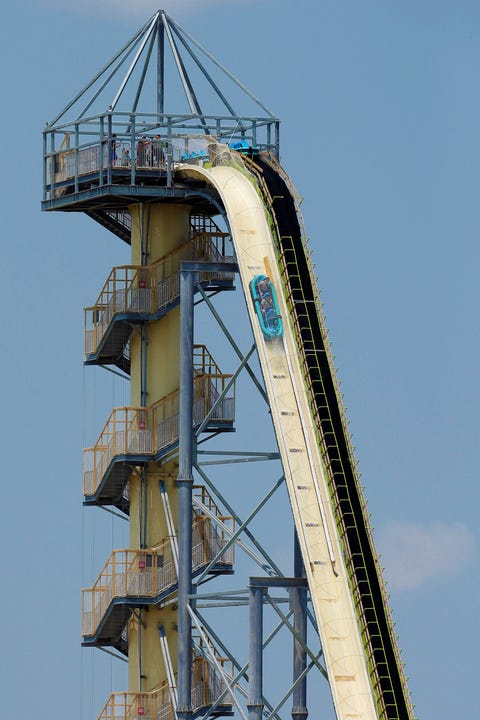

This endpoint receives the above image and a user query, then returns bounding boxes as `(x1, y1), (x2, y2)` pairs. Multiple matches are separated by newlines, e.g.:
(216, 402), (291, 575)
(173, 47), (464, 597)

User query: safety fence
(82, 513), (234, 637)
(98, 656), (233, 720)
(42, 117), (279, 204)
(84, 231), (234, 358)
(83, 348), (235, 497)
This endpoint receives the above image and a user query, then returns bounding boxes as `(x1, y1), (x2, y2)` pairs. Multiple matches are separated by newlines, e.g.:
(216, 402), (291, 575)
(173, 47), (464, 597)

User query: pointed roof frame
(46, 10), (279, 130)
(166, 14), (277, 120)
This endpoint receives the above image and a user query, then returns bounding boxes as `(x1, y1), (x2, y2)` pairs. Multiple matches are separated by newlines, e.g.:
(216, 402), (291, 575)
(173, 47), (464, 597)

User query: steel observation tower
(42, 10), (416, 720)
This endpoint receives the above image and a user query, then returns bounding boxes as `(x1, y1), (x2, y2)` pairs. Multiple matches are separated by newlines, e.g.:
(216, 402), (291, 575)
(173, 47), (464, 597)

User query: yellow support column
(127, 202), (191, 694)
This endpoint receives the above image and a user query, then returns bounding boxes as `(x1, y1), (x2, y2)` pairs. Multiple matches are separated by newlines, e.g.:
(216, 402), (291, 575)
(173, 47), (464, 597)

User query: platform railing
(98, 656), (233, 720)
(82, 514), (234, 638)
(193, 483), (229, 519)
(42, 116), (280, 203)
(83, 353), (235, 497)
(84, 232), (234, 358)
(83, 406), (150, 496)
(191, 653), (234, 712)
(82, 544), (172, 637)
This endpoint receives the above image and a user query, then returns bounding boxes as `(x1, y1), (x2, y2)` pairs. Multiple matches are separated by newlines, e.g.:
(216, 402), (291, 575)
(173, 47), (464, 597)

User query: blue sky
(1, 1), (479, 718)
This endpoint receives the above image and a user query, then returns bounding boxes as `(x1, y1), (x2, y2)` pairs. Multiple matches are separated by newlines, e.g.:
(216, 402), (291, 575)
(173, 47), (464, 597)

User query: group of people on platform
(110, 134), (166, 168)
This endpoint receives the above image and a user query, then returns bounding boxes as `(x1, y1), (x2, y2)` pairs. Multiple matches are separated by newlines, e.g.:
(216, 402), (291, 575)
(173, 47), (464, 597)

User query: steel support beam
(158, 625), (178, 711)
(247, 585), (264, 720)
(159, 480), (179, 575)
(177, 267), (195, 720)
(292, 530), (308, 720)
(181, 259), (238, 274)
(157, 15), (165, 115)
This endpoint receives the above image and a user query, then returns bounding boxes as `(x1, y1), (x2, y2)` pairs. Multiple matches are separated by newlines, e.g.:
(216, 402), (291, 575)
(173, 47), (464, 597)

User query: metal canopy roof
(46, 9), (278, 130)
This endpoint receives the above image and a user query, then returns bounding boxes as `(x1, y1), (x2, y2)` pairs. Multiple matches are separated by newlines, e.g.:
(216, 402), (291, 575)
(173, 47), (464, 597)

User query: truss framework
(42, 10), (280, 208)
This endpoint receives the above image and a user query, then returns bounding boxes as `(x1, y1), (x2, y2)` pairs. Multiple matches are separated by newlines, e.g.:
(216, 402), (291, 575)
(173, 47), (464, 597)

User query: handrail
(82, 513), (234, 637)
(98, 656), (233, 720)
(43, 113), (279, 203)
(84, 233), (234, 358)
(83, 362), (235, 497)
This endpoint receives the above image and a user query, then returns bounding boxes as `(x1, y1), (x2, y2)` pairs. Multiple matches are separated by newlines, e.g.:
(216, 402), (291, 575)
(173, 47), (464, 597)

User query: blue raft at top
(249, 274), (284, 340)
(229, 139), (259, 156)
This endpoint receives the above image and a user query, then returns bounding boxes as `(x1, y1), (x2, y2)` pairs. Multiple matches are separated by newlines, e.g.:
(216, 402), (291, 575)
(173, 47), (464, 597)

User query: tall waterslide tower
(42, 11), (415, 720)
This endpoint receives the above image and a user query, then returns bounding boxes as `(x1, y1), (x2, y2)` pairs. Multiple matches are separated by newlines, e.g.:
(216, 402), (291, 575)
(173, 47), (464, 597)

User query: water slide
(178, 155), (413, 720)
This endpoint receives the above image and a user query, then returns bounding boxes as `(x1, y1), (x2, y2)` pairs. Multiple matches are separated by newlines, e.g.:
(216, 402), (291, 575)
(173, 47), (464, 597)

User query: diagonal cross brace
(194, 464), (284, 577)
(265, 594), (327, 679)
(265, 651), (322, 720)
(193, 608), (286, 720)
(192, 475), (285, 584)
(195, 344), (256, 437)
(197, 284), (269, 404)
(188, 606), (248, 720)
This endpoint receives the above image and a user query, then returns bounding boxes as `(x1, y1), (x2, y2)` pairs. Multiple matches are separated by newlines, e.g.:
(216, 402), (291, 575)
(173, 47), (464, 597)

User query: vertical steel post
(99, 115), (104, 187)
(177, 267), (194, 720)
(107, 113), (113, 186)
(74, 123), (79, 194)
(292, 531), (308, 720)
(248, 584), (264, 720)
(157, 15), (165, 116)
(49, 130), (55, 197)
(130, 114), (136, 186)
(43, 131), (47, 201)
(166, 116), (173, 186)
(275, 121), (280, 159)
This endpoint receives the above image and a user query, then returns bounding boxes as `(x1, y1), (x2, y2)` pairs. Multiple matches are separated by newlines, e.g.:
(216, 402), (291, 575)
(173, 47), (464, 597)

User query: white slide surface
(178, 163), (379, 720)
